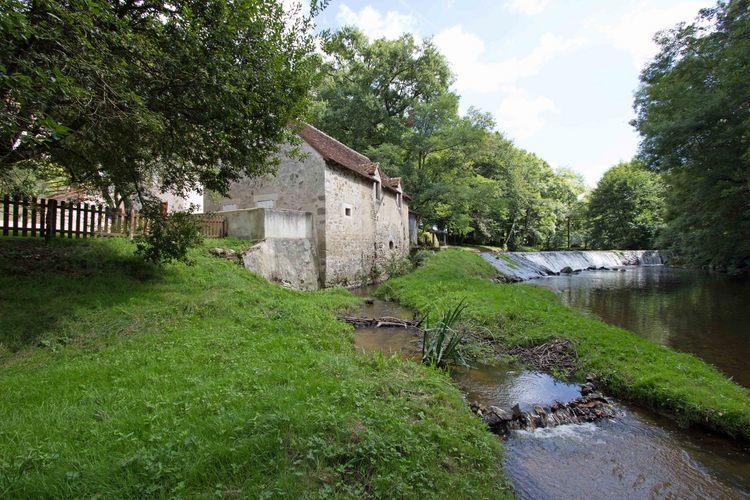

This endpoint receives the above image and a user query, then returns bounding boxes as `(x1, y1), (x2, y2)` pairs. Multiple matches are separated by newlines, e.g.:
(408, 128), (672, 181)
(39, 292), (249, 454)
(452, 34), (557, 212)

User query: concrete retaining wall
(220, 207), (312, 241)
(242, 238), (319, 290)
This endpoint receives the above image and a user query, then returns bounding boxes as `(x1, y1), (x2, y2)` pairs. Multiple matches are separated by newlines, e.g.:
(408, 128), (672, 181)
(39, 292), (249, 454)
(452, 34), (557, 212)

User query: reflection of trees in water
(550, 268), (750, 386)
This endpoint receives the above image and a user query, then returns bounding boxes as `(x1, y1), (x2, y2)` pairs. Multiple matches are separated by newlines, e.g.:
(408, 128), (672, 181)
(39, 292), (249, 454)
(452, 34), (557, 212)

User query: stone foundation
(241, 238), (319, 291)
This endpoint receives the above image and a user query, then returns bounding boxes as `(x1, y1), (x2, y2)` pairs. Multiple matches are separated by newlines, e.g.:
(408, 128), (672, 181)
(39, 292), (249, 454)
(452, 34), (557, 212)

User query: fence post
(2, 195), (9, 236)
(128, 208), (136, 239)
(12, 195), (19, 236)
(46, 199), (57, 241)
(30, 197), (37, 237)
(21, 196), (28, 236)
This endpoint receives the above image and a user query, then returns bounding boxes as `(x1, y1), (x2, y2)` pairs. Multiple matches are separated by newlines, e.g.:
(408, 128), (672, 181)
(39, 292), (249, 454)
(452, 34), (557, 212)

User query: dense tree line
(634, 0), (750, 272)
(587, 161), (665, 250)
(311, 28), (587, 250)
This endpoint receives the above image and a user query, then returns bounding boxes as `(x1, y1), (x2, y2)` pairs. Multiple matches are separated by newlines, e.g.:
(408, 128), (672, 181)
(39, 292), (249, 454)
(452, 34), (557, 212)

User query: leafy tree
(312, 27), (452, 152)
(1, 0), (320, 206)
(633, 0), (750, 271)
(587, 161), (665, 249)
(313, 27), (588, 250)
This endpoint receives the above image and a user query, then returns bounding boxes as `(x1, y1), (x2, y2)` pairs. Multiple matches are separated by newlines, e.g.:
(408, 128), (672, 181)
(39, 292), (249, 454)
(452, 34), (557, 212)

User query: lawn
(379, 249), (750, 440)
(0, 238), (509, 498)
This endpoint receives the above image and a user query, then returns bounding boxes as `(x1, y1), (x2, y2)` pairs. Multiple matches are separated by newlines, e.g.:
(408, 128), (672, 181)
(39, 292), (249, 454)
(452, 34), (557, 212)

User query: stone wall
(203, 140), (410, 289)
(204, 141), (327, 284)
(374, 189), (410, 272)
(323, 165), (410, 287)
(323, 165), (378, 287)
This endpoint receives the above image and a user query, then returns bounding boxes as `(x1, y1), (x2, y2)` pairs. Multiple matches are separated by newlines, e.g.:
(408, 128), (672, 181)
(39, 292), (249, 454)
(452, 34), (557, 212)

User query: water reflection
(537, 267), (750, 387)
(451, 364), (581, 412)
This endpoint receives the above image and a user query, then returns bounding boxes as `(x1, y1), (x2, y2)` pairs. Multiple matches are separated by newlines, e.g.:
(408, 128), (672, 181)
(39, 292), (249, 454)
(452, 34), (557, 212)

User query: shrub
(136, 204), (202, 265)
(384, 255), (413, 278)
(410, 249), (434, 268)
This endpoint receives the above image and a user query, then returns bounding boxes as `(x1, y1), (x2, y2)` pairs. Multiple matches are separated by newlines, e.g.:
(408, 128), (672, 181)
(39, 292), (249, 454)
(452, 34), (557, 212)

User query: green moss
(381, 249), (750, 441)
(0, 239), (509, 497)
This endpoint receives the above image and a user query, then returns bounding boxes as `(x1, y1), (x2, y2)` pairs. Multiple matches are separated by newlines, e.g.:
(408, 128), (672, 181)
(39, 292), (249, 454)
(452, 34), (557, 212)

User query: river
(535, 265), (750, 388)
(351, 280), (750, 498)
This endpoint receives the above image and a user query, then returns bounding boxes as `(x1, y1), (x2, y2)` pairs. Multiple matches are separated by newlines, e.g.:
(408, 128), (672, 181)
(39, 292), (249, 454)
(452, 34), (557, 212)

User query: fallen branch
(339, 315), (424, 329)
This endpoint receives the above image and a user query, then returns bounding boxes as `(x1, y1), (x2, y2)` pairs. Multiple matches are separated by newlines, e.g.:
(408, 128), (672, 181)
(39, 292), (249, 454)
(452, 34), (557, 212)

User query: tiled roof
(383, 177), (402, 189)
(298, 124), (377, 181)
(298, 124), (410, 200)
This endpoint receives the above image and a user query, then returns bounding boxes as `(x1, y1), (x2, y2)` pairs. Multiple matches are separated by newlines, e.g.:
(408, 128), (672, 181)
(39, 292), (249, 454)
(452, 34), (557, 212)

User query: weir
(482, 250), (663, 281)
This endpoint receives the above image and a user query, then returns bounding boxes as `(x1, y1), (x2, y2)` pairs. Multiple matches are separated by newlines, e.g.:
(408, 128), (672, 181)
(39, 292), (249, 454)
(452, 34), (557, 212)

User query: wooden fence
(1, 195), (227, 240)
(197, 214), (227, 238)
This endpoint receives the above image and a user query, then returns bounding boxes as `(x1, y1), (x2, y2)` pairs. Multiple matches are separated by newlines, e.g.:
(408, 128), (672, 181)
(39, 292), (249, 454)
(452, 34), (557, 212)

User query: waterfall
(482, 250), (663, 281)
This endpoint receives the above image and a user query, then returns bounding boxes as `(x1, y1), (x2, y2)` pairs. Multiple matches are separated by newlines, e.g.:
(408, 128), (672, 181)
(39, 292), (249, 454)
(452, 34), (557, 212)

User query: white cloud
(495, 89), (557, 140)
(504, 0), (550, 15)
(595, 1), (703, 69)
(434, 25), (587, 93)
(336, 4), (418, 40)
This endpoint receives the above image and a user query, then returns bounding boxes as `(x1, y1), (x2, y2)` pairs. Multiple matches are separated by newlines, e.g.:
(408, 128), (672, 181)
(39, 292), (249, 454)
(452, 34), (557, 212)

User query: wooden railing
(1, 195), (226, 239)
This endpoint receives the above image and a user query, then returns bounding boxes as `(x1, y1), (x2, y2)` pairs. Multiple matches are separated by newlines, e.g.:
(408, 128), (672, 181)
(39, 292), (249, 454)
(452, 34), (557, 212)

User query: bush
(384, 255), (413, 278)
(136, 205), (202, 265)
(410, 249), (434, 268)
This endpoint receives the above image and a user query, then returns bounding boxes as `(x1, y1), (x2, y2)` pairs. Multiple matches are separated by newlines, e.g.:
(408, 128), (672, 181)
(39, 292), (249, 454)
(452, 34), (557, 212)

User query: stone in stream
(580, 382), (596, 395)
(560, 266), (574, 274)
(471, 393), (617, 436)
(511, 403), (524, 420)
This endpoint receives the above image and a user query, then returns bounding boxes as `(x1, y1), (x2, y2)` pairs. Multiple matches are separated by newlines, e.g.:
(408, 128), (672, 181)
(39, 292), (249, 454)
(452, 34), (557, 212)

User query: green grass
(379, 249), (750, 440)
(443, 244), (504, 254)
(0, 238), (509, 498)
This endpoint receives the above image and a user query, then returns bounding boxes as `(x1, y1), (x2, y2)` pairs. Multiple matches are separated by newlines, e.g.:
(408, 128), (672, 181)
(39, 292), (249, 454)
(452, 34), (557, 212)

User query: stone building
(204, 124), (411, 288)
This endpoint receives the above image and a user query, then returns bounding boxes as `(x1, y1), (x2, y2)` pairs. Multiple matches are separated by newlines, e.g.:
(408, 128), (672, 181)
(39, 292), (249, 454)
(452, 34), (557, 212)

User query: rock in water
(473, 394), (617, 436)
(511, 403), (524, 420)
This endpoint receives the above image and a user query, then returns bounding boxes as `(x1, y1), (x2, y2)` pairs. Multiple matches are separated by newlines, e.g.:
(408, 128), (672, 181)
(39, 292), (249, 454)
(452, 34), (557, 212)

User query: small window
(397, 194), (402, 208)
(389, 241), (394, 250)
(375, 181), (382, 201)
(221, 203), (237, 211)
(345, 207), (352, 217)
(256, 199), (275, 209)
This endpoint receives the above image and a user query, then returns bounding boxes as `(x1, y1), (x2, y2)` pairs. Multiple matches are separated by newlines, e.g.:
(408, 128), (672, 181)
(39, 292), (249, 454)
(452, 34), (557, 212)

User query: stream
(535, 266), (750, 388)
(351, 286), (750, 498)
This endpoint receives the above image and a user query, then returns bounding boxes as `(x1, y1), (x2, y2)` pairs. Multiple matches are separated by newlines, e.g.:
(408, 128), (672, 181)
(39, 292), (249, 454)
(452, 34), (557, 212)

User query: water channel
(351, 282), (750, 498)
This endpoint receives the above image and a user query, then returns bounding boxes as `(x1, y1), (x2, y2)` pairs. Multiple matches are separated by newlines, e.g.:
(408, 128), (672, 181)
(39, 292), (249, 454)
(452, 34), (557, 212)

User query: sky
(312, 0), (708, 185)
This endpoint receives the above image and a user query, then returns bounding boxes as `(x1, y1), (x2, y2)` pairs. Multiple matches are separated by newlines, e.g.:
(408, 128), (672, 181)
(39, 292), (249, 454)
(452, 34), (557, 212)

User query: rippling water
(351, 288), (750, 498)
(536, 266), (750, 387)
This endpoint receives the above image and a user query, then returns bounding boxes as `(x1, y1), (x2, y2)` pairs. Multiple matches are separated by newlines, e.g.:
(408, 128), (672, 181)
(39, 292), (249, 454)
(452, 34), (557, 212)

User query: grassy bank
(379, 249), (750, 440)
(0, 238), (509, 497)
